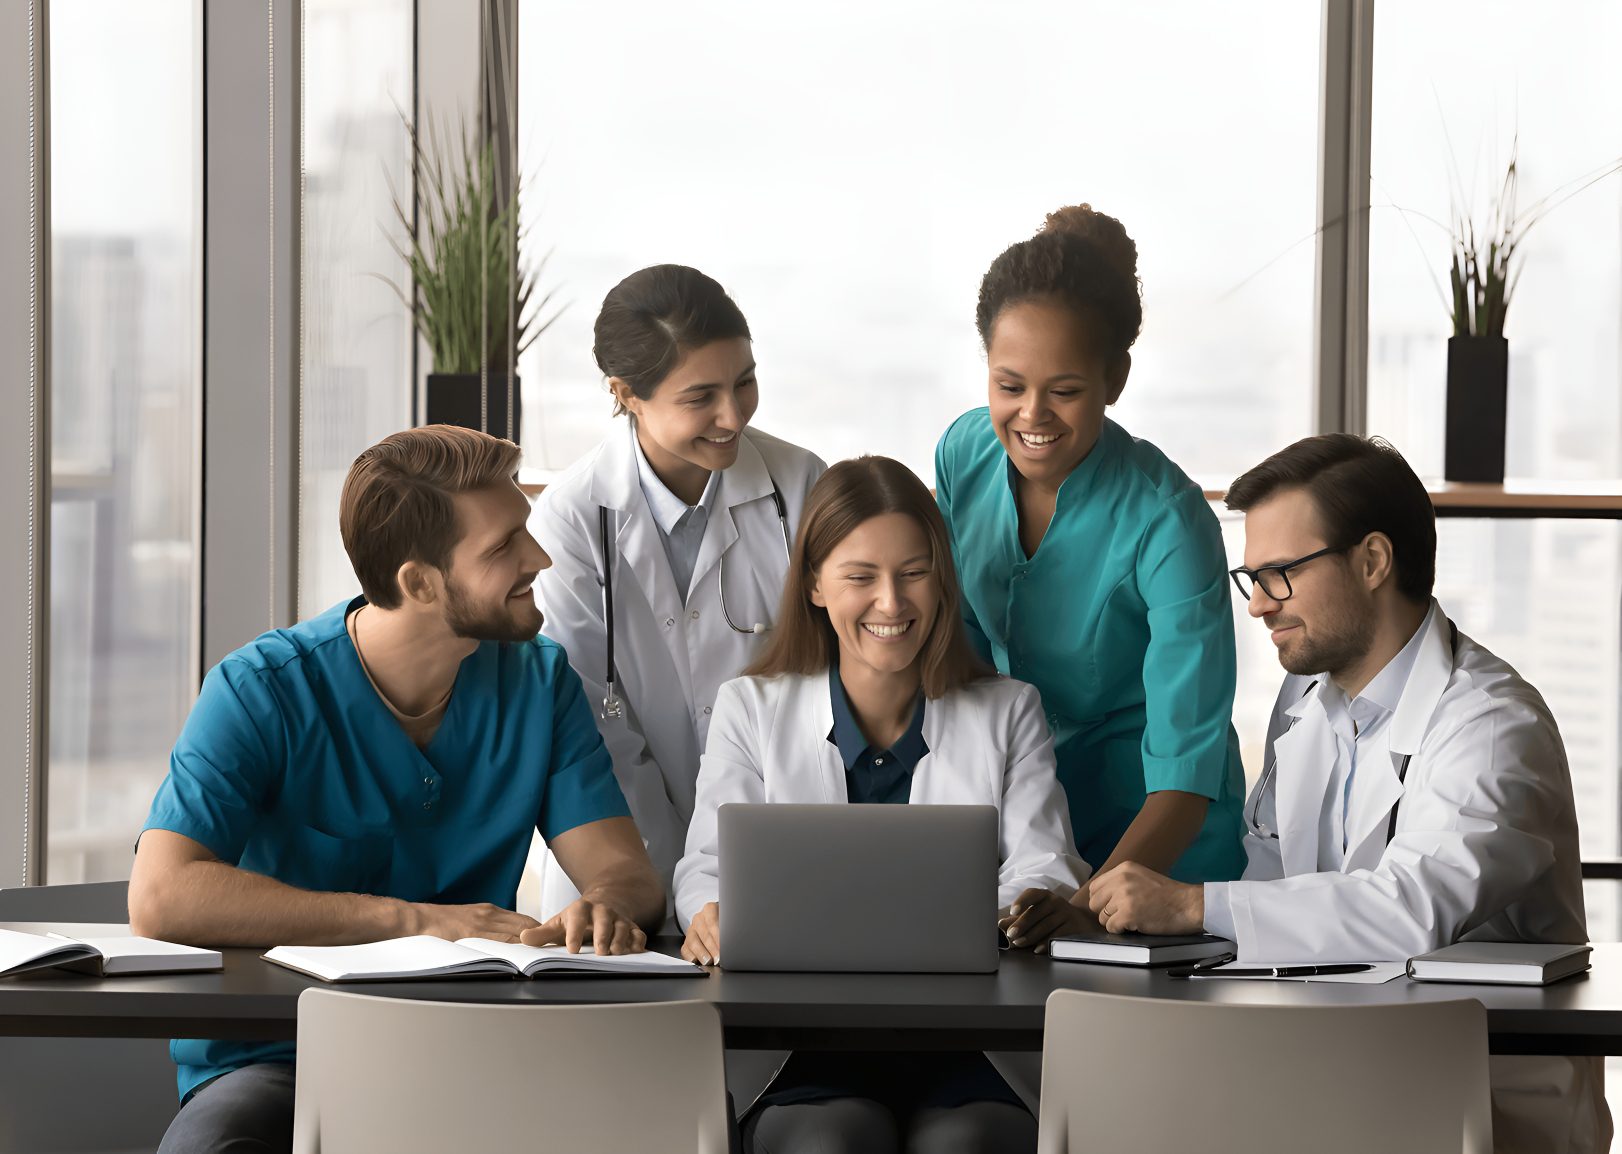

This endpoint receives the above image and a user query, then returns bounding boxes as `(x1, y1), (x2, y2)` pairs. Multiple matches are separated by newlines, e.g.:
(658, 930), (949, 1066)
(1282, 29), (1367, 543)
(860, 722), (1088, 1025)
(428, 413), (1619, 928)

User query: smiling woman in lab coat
(532, 265), (825, 921)
(675, 455), (1086, 1154)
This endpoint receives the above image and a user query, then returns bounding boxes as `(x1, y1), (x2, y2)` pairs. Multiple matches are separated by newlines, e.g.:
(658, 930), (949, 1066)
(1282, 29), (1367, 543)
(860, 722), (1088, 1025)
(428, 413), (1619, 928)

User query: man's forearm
(580, 862), (666, 934)
(129, 858), (410, 948)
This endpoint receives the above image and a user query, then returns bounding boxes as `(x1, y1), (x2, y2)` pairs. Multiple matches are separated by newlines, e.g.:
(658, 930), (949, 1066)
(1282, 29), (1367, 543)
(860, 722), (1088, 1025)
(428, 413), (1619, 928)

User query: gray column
(1313, 0), (1375, 436)
(201, 0), (302, 671)
(0, 0), (50, 887)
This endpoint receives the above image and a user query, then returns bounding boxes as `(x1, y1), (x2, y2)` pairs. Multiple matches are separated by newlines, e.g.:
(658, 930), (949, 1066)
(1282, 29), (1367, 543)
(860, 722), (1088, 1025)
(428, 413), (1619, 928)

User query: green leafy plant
(385, 114), (559, 375)
(1447, 138), (1622, 338)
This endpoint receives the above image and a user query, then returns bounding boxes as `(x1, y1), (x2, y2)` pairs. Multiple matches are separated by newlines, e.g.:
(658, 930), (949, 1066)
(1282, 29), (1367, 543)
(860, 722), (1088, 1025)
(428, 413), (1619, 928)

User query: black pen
(1166, 952), (1237, 978)
(1245, 963), (1372, 977)
(1171, 961), (1373, 978)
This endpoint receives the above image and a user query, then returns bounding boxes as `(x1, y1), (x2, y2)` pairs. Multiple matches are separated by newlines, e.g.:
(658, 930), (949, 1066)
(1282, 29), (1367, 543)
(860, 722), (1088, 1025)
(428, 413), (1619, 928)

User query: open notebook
(0, 927), (222, 978)
(262, 936), (706, 983)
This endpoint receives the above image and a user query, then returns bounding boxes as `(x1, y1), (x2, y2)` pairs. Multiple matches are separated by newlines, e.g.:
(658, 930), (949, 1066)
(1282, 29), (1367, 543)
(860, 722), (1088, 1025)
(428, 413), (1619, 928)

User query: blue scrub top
(142, 597), (631, 1101)
(935, 410), (1245, 883)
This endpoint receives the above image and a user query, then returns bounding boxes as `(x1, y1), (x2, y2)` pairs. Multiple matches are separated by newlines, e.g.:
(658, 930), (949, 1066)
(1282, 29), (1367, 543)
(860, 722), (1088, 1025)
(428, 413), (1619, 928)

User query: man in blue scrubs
(129, 425), (665, 1153)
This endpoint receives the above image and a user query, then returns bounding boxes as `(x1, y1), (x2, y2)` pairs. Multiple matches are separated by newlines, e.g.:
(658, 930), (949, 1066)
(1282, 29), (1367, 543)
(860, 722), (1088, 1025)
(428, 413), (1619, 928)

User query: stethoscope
(597, 478), (791, 721)
(1247, 620), (1457, 846)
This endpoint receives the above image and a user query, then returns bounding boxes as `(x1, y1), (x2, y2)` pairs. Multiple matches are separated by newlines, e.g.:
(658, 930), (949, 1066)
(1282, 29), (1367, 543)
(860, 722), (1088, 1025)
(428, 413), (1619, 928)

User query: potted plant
(387, 114), (558, 443)
(1442, 142), (1622, 482)
(1442, 153), (1515, 483)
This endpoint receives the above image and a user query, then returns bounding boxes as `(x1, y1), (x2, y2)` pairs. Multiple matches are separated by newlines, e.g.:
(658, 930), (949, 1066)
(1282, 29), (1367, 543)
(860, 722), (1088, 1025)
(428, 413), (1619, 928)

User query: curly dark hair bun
(976, 203), (1144, 360)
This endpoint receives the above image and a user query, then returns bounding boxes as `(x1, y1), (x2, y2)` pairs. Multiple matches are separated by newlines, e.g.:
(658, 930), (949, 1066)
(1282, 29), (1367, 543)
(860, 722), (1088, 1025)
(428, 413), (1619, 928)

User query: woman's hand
(680, 902), (722, 967)
(1000, 888), (1093, 951)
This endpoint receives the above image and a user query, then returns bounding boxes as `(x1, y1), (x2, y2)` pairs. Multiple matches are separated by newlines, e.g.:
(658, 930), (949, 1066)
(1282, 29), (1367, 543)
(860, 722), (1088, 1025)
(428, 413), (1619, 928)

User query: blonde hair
(339, 424), (522, 608)
(745, 456), (992, 698)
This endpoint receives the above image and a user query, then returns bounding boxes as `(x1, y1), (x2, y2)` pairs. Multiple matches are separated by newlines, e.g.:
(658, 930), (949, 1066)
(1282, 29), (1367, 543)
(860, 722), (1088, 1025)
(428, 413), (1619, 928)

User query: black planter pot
(425, 372), (522, 444)
(1443, 335), (1508, 484)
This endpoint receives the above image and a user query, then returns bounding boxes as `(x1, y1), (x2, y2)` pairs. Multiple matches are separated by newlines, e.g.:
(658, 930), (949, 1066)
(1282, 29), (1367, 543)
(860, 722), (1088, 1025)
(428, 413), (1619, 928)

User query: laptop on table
(718, 803), (1000, 973)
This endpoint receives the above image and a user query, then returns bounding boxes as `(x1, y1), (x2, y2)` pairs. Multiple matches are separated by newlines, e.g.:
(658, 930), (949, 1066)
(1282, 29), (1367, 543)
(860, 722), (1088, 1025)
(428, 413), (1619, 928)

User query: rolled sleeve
(535, 646), (632, 842)
(142, 660), (282, 864)
(1136, 489), (1238, 800)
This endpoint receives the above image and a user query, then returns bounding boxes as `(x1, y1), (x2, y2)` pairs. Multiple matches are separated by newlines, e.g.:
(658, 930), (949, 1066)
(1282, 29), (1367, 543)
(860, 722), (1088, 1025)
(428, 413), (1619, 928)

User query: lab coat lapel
(689, 433), (770, 597)
(1271, 687), (1334, 878)
(1341, 754), (1406, 868)
(1344, 603), (1454, 866)
(790, 674), (847, 803)
(590, 421), (688, 686)
(1387, 601), (1453, 762)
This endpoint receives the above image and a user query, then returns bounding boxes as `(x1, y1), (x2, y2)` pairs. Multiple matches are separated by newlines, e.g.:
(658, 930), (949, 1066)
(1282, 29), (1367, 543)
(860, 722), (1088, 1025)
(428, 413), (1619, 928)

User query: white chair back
(292, 990), (729, 1153)
(1037, 989), (1492, 1154)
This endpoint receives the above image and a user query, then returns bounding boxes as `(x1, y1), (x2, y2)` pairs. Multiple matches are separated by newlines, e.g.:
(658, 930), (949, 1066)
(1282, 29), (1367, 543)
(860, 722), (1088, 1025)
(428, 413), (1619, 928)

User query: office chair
(292, 991), (730, 1153)
(1037, 989), (1491, 1154)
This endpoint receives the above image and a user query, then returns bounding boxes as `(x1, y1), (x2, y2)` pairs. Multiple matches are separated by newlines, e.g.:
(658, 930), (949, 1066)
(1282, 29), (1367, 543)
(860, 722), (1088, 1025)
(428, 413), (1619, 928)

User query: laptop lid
(718, 803), (1000, 973)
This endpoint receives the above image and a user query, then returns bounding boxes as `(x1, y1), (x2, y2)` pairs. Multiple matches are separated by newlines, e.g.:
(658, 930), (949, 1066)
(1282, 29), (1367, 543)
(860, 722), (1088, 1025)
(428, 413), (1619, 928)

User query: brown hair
(745, 456), (993, 698)
(976, 203), (1143, 364)
(340, 424), (523, 609)
(1226, 434), (1437, 604)
(594, 264), (752, 416)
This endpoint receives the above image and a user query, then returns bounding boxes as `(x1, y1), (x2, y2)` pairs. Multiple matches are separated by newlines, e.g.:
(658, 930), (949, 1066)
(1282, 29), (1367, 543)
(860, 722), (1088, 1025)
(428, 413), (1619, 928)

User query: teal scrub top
(141, 597), (631, 1101)
(935, 410), (1245, 883)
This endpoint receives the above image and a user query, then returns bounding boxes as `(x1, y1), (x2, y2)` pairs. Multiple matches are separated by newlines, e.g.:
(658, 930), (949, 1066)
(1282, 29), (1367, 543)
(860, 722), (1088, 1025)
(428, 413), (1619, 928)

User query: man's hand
(999, 888), (1089, 950)
(406, 901), (540, 943)
(1086, 862), (1204, 935)
(519, 897), (647, 955)
(680, 902), (721, 967)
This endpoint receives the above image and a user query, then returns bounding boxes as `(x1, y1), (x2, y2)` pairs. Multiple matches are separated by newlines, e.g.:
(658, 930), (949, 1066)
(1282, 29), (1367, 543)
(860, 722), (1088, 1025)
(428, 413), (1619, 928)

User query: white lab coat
(675, 669), (1088, 1114)
(1228, 600), (1608, 1154)
(673, 671), (1089, 928)
(531, 422), (825, 923)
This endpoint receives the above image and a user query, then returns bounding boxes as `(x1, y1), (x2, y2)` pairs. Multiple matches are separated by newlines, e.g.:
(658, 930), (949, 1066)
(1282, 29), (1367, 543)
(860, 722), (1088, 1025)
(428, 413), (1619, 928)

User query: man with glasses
(1083, 433), (1606, 1154)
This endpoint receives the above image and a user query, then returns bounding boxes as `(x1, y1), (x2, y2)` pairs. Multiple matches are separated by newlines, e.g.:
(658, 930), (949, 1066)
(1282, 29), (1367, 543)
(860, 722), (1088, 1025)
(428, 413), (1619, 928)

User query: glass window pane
(1368, 2), (1622, 480)
(48, 0), (200, 882)
(300, 0), (414, 617)
(515, 1), (1318, 486)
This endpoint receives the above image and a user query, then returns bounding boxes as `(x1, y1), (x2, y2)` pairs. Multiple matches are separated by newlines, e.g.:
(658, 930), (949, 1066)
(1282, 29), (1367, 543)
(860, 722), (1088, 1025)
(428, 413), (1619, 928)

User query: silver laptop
(719, 803), (1000, 973)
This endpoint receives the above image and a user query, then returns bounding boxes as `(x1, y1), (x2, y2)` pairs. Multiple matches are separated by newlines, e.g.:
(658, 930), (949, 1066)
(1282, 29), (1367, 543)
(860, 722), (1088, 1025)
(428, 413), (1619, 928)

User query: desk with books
(4, 930), (1622, 1057)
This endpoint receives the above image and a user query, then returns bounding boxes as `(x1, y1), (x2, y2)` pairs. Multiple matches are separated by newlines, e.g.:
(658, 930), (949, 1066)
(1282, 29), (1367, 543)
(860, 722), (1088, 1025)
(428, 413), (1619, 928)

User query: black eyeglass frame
(1228, 543), (1353, 602)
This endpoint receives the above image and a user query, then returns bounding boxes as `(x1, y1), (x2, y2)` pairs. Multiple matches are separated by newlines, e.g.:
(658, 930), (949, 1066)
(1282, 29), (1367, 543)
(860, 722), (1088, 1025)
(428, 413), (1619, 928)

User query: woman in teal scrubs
(935, 204), (1245, 910)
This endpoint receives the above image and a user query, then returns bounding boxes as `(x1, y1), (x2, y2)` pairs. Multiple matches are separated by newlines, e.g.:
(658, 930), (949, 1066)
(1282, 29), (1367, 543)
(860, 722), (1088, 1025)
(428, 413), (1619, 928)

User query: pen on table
(1167, 951), (1237, 978)
(1169, 958), (1373, 979)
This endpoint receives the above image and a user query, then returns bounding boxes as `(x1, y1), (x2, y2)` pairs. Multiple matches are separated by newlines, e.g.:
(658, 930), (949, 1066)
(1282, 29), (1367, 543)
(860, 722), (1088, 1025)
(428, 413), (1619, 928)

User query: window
(514, 1), (1318, 487)
(47, 0), (200, 881)
(1367, 3), (1622, 479)
(1366, 1), (1622, 941)
(299, 0), (415, 616)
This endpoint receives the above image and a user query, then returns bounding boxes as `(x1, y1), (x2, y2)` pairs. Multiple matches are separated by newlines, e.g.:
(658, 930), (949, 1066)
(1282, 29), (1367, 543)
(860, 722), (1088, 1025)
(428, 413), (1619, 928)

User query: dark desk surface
(3, 927), (1621, 1056)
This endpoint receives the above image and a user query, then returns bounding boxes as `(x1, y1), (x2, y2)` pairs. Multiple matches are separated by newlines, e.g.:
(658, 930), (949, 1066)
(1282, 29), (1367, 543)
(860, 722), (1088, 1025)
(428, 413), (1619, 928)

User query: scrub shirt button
(702, 705), (712, 716)
(690, 609), (700, 620)
(423, 776), (433, 786)
(875, 756), (885, 766)
(664, 617), (676, 628)
(422, 801), (433, 811)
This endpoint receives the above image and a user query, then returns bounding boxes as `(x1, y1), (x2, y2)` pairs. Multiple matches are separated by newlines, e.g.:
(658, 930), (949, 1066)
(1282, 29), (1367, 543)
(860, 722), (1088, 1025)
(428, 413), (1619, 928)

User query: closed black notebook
(1049, 930), (1235, 967)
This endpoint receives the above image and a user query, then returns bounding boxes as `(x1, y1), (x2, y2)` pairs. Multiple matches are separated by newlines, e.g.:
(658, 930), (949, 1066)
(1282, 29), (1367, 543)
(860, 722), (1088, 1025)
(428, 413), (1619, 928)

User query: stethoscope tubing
(598, 478), (790, 720)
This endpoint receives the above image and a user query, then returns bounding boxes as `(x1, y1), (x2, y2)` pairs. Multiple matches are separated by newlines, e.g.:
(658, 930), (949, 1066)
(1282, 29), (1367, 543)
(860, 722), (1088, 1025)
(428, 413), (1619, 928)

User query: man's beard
(443, 574), (543, 644)
(1274, 603), (1374, 680)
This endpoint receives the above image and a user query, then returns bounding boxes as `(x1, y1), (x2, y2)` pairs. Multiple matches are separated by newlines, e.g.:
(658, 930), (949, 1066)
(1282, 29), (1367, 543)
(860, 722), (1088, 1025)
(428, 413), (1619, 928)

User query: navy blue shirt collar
(826, 663), (929, 772)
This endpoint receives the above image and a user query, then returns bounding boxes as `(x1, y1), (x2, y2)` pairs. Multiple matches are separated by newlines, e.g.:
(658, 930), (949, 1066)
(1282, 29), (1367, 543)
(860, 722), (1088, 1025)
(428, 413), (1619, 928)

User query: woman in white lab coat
(532, 265), (826, 920)
(674, 455), (1087, 1154)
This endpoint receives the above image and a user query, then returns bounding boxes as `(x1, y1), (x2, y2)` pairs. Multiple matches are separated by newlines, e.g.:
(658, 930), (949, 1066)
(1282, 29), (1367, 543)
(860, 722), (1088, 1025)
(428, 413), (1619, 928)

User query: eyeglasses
(1228, 544), (1352, 602)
